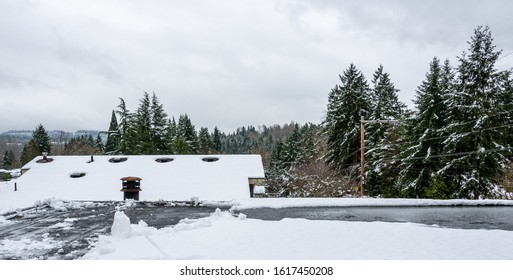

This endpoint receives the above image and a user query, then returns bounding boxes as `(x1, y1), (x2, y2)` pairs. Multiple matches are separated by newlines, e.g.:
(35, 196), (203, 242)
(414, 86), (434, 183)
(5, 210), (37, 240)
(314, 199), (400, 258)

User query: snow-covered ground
(2, 162), (513, 261)
(81, 208), (513, 260)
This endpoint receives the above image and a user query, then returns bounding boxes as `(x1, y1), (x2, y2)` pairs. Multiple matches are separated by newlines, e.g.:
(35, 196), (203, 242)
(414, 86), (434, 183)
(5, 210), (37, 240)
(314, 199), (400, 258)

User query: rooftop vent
(70, 172), (86, 178)
(155, 157), (174, 163)
(109, 157), (128, 163)
(202, 157), (219, 162)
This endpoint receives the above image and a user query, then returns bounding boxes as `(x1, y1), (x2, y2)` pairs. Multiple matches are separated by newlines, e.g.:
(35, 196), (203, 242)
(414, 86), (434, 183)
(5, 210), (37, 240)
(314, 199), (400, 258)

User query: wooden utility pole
(360, 116), (365, 195)
(359, 117), (399, 195)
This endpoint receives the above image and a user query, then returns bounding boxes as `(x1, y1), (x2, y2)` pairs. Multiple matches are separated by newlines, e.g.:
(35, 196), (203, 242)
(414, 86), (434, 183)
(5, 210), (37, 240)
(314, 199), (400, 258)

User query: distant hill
(0, 130), (103, 143)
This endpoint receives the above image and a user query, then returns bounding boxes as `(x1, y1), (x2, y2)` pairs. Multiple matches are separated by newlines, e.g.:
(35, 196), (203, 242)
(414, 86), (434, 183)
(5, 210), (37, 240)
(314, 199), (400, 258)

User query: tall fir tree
(176, 114), (198, 154)
(440, 26), (510, 198)
(364, 65), (406, 196)
(366, 65), (405, 144)
(323, 63), (371, 171)
(165, 117), (178, 154)
(281, 124), (301, 166)
(104, 110), (120, 155)
(150, 92), (170, 154)
(134, 92), (154, 154)
(198, 127), (212, 154)
(211, 127), (223, 153)
(116, 98), (137, 154)
(397, 57), (453, 198)
(300, 123), (316, 162)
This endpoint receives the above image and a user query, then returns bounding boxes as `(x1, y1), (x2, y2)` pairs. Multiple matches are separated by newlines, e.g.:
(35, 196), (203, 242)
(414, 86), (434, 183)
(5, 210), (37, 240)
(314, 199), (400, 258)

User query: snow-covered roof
(11, 154), (265, 205)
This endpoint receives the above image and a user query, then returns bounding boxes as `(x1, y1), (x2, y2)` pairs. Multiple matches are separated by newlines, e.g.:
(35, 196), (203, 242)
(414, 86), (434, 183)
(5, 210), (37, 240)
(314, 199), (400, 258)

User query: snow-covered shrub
(268, 161), (359, 197)
(496, 163), (513, 200)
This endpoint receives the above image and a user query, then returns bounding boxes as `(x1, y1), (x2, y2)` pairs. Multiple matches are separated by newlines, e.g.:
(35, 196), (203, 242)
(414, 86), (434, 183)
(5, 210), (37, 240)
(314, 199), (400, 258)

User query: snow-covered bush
(496, 163), (513, 200)
(268, 161), (359, 197)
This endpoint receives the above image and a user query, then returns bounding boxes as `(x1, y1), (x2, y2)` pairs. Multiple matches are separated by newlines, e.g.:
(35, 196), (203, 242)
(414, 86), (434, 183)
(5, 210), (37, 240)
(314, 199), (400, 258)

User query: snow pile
(83, 209), (513, 260)
(111, 211), (133, 239)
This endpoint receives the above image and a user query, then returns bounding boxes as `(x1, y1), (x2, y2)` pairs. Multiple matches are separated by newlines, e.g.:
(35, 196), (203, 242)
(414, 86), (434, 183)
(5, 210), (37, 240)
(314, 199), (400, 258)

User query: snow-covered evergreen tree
(20, 124), (52, 165)
(2, 150), (15, 169)
(397, 57), (453, 198)
(198, 127), (212, 154)
(282, 124), (303, 166)
(104, 110), (120, 155)
(134, 92), (154, 154)
(116, 98), (137, 155)
(300, 123), (316, 162)
(95, 134), (104, 153)
(323, 63), (371, 171)
(211, 127), (223, 153)
(165, 117), (177, 154)
(150, 93), (169, 154)
(364, 65), (406, 196)
(176, 114), (198, 154)
(440, 26), (510, 198)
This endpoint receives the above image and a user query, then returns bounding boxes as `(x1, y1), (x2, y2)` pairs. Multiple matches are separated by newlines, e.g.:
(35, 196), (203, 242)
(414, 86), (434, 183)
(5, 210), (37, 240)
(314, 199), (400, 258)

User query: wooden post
(15, 183), (17, 191)
(359, 118), (399, 196)
(360, 116), (365, 196)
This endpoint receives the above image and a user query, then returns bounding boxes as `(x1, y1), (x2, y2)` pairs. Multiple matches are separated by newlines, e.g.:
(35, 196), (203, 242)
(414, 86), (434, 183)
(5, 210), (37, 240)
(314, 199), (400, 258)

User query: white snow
(82, 209), (513, 260)
(0, 215), (11, 226)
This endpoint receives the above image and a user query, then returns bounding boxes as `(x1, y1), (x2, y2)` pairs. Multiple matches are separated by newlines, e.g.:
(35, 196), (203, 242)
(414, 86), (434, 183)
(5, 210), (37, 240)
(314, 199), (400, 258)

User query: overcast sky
(1, 0), (512, 133)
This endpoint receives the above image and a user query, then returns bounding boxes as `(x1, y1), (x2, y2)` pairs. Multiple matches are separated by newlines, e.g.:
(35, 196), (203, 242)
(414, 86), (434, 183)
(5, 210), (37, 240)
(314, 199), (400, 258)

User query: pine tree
(363, 65), (407, 196)
(282, 123), (303, 166)
(323, 63), (371, 171)
(150, 92), (169, 153)
(95, 134), (104, 153)
(176, 114), (198, 154)
(174, 136), (191, 154)
(269, 140), (285, 172)
(211, 126), (223, 153)
(20, 124), (52, 165)
(33, 124), (52, 154)
(104, 110), (120, 154)
(166, 117), (177, 154)
(366, 65), (405, 144)
(2, 150), (15, 169)
(300, 123), (316, 162)
(398, 57), (454, 198)
(441, 26), (510, 198)
(134, 92), (154, 154)
(198, 127), (212, 154)
(116, 98), (137, 154)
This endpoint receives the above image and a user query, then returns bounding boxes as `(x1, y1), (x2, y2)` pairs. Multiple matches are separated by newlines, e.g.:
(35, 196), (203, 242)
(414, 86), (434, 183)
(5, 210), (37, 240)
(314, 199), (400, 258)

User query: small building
(13, 154), (266, 202)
